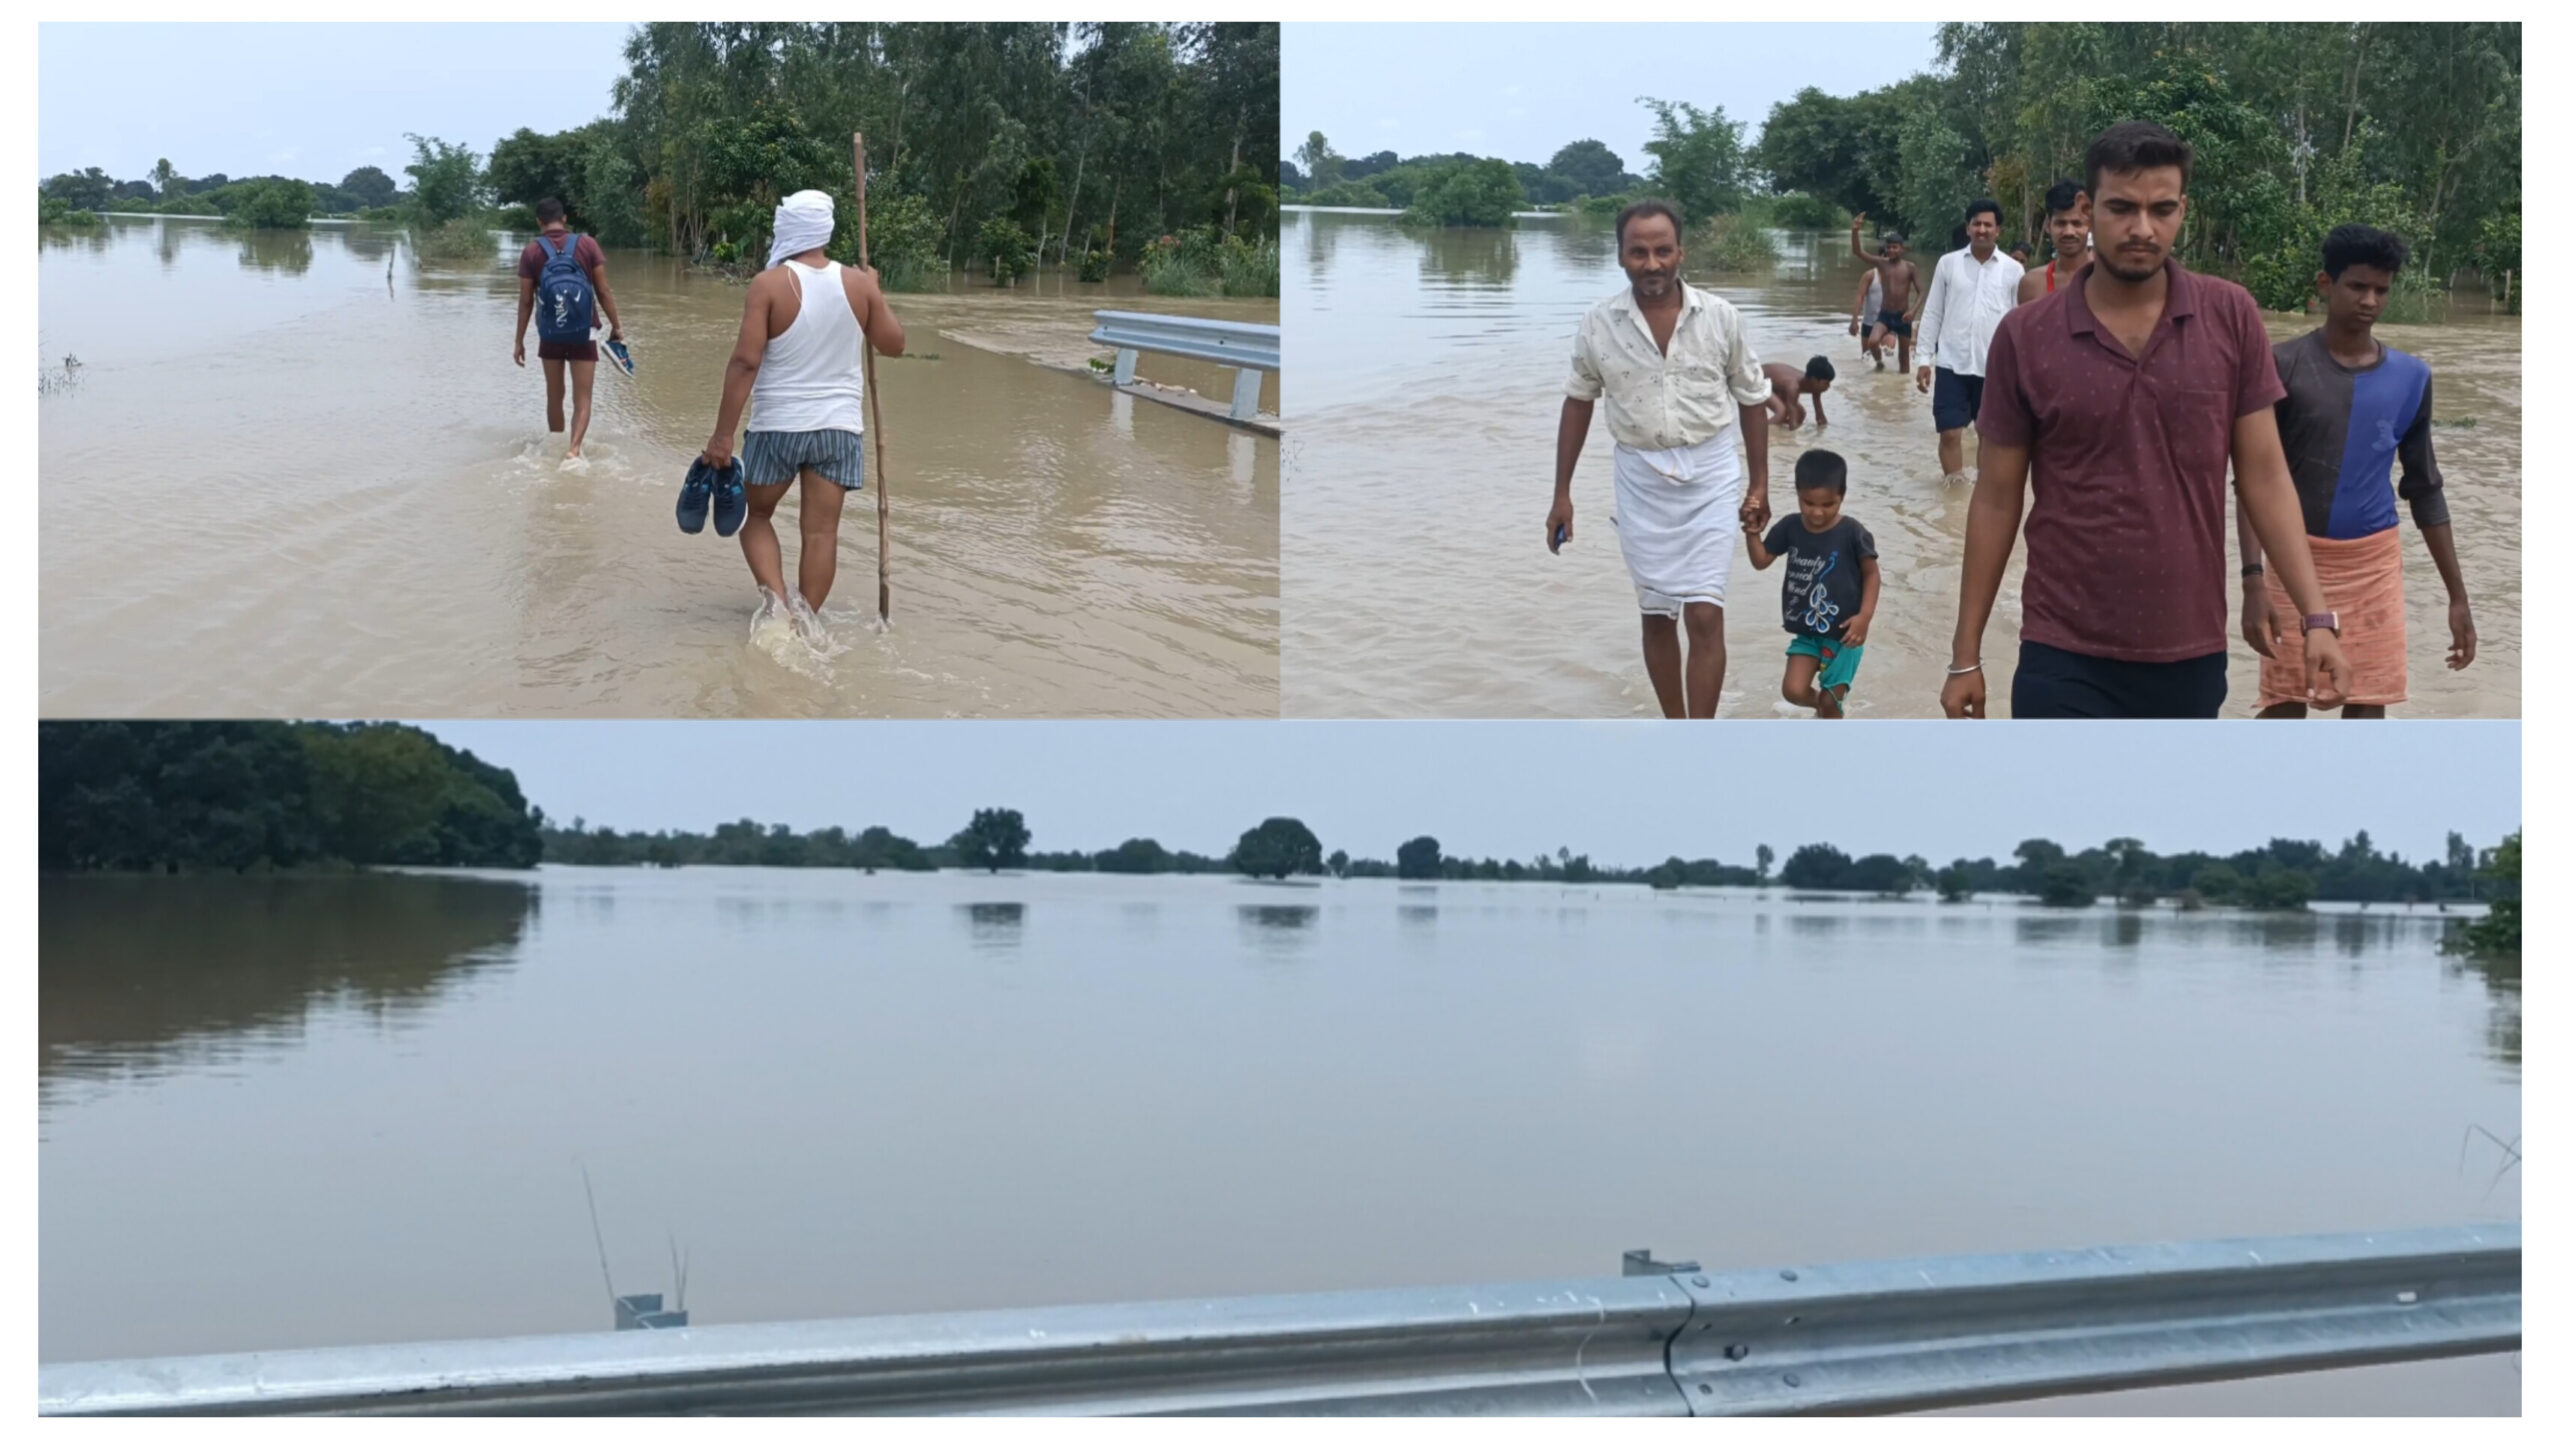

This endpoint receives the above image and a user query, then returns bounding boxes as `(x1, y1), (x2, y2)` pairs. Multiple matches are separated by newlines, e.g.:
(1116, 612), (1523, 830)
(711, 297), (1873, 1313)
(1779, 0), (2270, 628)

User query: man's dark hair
(2321, 223), (2409, 279)
(2085, 121), (2193, 192)
(2043, 178), (2085, 215)
(535, 197), (567, 224)
(1964, 198), (2004, 227)
(1615, 198), (1684, 248)
(1795, 448), (1848, 495)
(1882, 231), (1904, 247)
(1805, 355), (1837, 383)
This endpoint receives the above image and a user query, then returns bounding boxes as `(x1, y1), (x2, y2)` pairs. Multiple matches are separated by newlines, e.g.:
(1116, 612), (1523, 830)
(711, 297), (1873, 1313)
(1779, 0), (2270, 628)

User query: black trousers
(2011, 640), (2227, 719)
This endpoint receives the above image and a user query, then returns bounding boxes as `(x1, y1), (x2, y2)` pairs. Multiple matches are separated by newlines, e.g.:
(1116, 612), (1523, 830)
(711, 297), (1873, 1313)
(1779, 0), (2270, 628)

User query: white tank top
(748, 258), (866, 434)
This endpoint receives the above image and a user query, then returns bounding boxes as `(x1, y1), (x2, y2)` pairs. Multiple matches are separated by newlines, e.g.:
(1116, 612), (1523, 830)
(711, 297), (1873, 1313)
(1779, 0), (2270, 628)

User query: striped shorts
(739, 427), (864, 490)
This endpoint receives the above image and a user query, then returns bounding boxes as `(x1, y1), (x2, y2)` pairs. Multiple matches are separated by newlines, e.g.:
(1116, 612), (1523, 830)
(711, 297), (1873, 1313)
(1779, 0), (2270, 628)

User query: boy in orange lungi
(2240, 225), (2476, 716)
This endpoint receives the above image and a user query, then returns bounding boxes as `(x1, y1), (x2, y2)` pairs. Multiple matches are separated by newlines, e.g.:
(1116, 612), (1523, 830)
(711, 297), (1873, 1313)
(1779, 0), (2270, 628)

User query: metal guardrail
(1088, 310), (1280, 422)
(37, 1223), (2517, 1417)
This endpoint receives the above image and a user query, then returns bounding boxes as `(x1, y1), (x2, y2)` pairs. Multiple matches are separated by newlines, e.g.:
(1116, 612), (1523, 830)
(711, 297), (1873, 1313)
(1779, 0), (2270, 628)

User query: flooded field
(40, 868), (2518, 1415)
(1280, 208), (2521, 718)
(38, 217), (1278, 717)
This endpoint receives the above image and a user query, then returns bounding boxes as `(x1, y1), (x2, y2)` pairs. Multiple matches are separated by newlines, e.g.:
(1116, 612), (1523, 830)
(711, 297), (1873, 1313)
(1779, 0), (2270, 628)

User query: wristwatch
(2300, 612), (2340, 636)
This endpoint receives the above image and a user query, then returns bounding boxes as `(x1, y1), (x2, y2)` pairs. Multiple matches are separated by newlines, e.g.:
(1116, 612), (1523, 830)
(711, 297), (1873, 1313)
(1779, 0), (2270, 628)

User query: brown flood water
(1280, 209), (2520, 718)
(38, 869), (2517, 1416)
(38, 217), (1277, 718)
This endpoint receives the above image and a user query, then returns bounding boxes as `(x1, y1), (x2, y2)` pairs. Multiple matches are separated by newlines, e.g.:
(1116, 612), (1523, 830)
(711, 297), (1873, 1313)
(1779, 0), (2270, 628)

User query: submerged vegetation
(1287, 22), (2521, 308)
(37, 22), (1277, 296)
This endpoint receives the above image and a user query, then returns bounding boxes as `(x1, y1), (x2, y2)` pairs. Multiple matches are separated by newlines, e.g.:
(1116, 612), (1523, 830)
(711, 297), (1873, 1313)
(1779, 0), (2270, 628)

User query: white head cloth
(768, 189), (837, 269)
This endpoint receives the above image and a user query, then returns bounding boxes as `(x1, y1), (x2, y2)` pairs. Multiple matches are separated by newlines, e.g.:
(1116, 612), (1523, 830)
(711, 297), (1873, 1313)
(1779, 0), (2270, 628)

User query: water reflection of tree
(335, 223), (400, 264)
(2450, 949), (2521, 1071)
(37, 227), (113, 258)
(238, 229), (314, 276)
(1416, 227), (1518, 289)
(39, 873), (535, 1091)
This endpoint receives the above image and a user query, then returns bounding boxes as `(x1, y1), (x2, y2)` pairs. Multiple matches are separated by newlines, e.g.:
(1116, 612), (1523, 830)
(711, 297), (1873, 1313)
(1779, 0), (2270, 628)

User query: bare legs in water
(543, 358), (598, 459)
(1638, 601), (1727, 718)
(740, 467), (850, 625)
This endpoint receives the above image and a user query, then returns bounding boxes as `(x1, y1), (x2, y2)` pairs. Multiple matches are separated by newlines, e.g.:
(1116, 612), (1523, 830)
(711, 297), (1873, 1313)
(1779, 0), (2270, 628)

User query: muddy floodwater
(1280, 208), (2520, 719)
(39, 869), (2518, 1415)
(39, 217), (1277, 717)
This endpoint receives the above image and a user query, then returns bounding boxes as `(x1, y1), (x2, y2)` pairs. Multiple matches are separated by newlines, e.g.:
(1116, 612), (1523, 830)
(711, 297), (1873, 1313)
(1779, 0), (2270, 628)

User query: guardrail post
(1113, 348), (1139, 387)
(1229, 368), (1263, 421)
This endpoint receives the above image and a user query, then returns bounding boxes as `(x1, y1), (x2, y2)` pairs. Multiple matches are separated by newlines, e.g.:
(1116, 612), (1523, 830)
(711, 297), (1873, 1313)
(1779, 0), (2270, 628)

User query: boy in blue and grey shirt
(1744, 449), (1879, 718)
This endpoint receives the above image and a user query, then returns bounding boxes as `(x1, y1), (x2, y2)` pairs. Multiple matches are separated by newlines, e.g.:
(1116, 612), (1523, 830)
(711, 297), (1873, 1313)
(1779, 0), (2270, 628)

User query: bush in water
(222, 178), (318, 231)
(1230, 817), (1323, 881)
(38, 198), (104, 230)
(1399, 157), (1525, 229)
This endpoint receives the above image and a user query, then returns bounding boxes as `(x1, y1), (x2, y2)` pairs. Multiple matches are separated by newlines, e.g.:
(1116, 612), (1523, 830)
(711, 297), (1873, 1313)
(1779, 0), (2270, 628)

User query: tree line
(38, 722), (543, 873)
(37, 23), (1280, 297)
(1287, 22), (2521, 308)
(541, 807), (2508, 916)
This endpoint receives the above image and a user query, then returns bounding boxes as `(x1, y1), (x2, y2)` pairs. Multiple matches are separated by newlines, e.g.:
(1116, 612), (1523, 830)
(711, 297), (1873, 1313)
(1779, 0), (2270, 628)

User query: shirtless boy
(2017, 179), (2093, 305)
(1848, 215), (1921, 373)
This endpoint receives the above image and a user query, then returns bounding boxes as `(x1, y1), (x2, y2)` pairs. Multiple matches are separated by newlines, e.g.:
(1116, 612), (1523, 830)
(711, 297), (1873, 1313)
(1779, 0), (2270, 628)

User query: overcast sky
(1282, 22), (1939, 172)
(38, 23), (632, 185)
(422, 721), (2521, 869)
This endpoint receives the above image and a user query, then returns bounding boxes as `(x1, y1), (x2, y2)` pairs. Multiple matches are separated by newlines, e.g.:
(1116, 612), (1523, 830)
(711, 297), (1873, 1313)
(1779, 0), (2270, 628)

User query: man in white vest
(698, 191), (908, 629)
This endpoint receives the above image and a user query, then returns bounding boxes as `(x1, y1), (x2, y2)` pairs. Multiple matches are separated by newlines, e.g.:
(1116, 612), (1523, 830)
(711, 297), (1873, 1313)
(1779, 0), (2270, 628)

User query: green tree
(40, 167), (116, 211)
(1396, 835), (1444, 880)
(1755, 843), (1775, 885)
(1546, 138), (1631, 199)
(2450, 832), (2520, 959)
(1781, 842), (1856, 890)
(954, 807), (1031, 872)
(1639, 98), (1754, 222)
(1937, 866), (1973, 903)
(339, 165), (399, 210)
(403, 134), (486, 227)
(1231, 817), (1323, 880)
(149, 158), (181, 200)
(487, 128), (586, 212)
(1294, 131), (1344, 190)
(1325, 848), (1351, 879)
(1401, 157), (1525, 228)
(221, 178), (316, 231)
(2038, 859), (2099, 908)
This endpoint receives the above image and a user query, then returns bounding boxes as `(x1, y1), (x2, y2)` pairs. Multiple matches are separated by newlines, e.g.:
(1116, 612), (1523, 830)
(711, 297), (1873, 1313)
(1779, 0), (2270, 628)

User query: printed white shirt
(1913, 246), (2025, 377)
(1565, 281), (1773, 452)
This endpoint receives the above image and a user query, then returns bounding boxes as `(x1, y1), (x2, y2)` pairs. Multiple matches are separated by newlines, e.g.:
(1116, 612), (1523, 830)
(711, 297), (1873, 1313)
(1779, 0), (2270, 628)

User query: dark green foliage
(1230, 817), (1323, 881)
(2447, 833), (2520, 960)
(2038, 859), (2100, 908)
(402, 134), (486, 227)
(39, 722), (541, 873)
(954, 808), (1032, 872)
(339, 166), (399, 210)
(1395, 835), (1443, 881)
(1095, 837), (1170, 874)
(1400, 157), (1526, 229)
(220, 178), (316, 231)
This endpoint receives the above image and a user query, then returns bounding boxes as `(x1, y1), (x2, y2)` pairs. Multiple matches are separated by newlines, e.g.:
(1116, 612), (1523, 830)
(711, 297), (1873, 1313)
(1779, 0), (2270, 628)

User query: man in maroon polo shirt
(1940, 121), (2350, 719)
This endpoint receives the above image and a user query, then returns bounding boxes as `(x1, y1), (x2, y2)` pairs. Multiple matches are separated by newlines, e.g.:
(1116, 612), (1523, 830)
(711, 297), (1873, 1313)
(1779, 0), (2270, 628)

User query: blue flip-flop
(603, 339), (635, 377)
(677, 458), (715, 534)
(710, 460), (748, 538)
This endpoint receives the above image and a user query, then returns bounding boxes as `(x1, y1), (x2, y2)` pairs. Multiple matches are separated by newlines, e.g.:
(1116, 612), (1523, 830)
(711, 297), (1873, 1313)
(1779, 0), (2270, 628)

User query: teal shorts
(1786, 633), (1864, 692)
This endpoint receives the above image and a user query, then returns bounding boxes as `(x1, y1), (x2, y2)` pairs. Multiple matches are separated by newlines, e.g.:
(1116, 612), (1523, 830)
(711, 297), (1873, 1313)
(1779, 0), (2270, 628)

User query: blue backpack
(534, 233), (596, 343)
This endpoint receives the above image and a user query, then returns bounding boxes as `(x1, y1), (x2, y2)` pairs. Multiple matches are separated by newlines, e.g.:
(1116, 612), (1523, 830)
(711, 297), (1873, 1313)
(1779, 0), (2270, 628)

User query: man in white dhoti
(1546, 200), (1774, 718)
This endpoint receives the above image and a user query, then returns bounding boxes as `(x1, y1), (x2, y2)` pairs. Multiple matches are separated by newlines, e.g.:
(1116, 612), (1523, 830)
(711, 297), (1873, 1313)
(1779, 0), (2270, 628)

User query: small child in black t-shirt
(1743, 449), (1880, 718)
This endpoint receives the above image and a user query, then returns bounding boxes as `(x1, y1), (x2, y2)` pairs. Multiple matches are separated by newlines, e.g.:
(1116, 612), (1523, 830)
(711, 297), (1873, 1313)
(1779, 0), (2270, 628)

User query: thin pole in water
(856, 132), (890, 624)
(579, 1162), (618, 1311)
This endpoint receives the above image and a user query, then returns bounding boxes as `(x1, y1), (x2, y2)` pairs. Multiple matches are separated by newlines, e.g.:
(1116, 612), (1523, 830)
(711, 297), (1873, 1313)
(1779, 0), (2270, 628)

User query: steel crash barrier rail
(1088, 310), (1280, 424)
(38, 1223), (2518, 1417)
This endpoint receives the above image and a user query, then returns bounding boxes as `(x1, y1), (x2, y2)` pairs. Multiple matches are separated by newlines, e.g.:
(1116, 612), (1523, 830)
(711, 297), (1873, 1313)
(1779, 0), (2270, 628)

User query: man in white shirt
(1914, 198), (2024, 484)
(1546, 200), (1774, 719)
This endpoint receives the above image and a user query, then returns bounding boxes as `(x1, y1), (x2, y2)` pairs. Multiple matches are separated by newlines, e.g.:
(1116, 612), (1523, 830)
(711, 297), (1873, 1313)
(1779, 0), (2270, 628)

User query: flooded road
(40, 869), (2518, 1415)
(1280, 208), (2521, 718)
(39, 217), (1277, 718)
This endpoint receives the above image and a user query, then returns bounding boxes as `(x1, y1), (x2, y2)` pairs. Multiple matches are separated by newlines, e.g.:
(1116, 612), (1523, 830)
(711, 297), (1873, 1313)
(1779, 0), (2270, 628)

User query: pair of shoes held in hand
(677, 458), (747, 538)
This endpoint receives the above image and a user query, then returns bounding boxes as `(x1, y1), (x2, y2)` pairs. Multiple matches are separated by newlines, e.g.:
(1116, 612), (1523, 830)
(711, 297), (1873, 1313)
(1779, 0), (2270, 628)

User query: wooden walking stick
(856, 132), (890, 623)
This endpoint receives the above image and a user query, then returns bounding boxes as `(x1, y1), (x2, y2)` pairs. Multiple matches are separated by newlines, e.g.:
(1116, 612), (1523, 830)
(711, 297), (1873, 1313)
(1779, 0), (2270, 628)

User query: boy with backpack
(513, 197), (624, 461)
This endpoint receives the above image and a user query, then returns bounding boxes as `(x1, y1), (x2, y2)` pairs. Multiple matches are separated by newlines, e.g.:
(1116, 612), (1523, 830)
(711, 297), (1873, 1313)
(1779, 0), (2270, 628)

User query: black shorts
(1873, 308), (1911, 339)
(538, 338), (598, 363)
(2011, 640), (2227, 720)
(1931, 370), (1987, 432)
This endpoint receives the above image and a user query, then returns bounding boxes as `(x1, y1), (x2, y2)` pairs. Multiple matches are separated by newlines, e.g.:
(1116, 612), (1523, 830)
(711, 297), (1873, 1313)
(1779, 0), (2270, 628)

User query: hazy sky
(422, 721), (2520, 869)
(38, 23), (632, 185)
(1282, 22), (1939, 172)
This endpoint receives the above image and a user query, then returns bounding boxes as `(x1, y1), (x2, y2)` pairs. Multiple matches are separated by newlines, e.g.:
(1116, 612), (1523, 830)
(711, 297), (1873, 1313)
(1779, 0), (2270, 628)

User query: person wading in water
(1848, 216), (1921, 374)
(1547, 200), (1774, 719)
(513, 197), (624, 462)
(2240, 223), (2474, 717)
(1914, 199), (2023, 485)
(2017, 179), (2093, 306)
(700, 190), (907, 632)
(1942, 120), (2349, 719)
